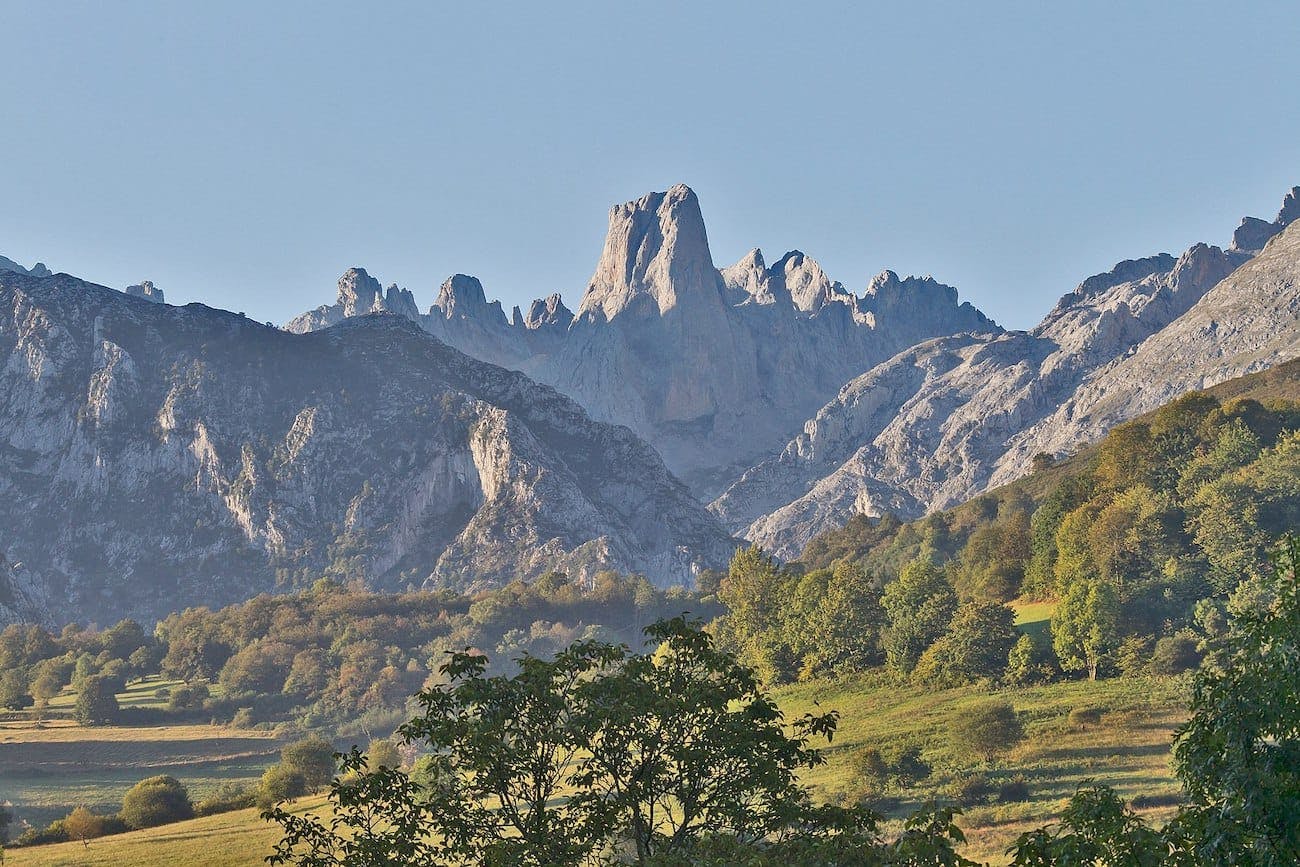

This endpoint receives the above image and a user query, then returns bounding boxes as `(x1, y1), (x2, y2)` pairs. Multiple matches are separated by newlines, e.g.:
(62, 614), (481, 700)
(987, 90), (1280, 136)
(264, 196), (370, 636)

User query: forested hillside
(714, 360), (1300, 686)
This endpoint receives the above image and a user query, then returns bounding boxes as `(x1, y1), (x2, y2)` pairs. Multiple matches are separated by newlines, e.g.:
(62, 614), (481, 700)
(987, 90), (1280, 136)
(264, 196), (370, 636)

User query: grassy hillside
(5, 670), (1189, 866)
(4, 797), (323, 867)
(780, 674), (1187, 863)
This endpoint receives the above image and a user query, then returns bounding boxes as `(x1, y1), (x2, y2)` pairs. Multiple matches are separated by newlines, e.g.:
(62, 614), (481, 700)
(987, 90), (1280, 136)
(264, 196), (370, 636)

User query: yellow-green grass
(0, 720), (282, 830)
(775, 674), (1189, 864)
(44, 677), (216, 713)
(8, 675), (1189, 866)
(3, 796), (326, 867)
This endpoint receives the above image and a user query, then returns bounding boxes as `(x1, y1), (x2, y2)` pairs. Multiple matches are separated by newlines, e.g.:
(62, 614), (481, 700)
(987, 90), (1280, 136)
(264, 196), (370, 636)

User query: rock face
(287, 185), (998, 494)
(0, 255), (51, 278)
(125, 280), (165, 303)
(0, 271), (736, 625)
(722, 188), (1300, 557)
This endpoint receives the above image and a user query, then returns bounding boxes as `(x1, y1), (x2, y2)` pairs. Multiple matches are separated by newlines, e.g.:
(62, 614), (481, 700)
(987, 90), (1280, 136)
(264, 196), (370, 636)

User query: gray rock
(0, 271), (735, 625)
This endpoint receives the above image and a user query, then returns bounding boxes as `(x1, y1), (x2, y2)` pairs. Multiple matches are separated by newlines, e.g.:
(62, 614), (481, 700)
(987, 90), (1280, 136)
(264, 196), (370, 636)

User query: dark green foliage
(0, 667), (33, 709)
(913, 601), (1017, 686)
(195, 782), (257, 816)
(1172, 535), (1300, 864)
(946, 773), (993, 807)
(73, 675), (120, 726)
(266, 618), (862, 867)
(950, 700), (1024, 763)
(119, 775), (193, 829)
(881, 557), (957, 673)
(1149, 631), (1201, 675)
(280, 737), (337, 792)
(1008, 784), (1175, 866)
(257, 765), (309, 809)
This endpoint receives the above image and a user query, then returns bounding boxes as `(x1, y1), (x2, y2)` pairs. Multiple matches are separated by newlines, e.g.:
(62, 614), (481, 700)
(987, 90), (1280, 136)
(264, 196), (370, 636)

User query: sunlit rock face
(0, 271), (735, 625)
(720, 188), (1300, 557)
(286, 185), (997, 495)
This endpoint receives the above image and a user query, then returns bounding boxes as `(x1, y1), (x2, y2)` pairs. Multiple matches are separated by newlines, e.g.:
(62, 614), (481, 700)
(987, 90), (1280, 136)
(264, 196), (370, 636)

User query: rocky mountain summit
(721, 187), (1300, 556)
(288, 185), (997, 494)
(0, 254), (51, 278)
(0, 270), (735, 625)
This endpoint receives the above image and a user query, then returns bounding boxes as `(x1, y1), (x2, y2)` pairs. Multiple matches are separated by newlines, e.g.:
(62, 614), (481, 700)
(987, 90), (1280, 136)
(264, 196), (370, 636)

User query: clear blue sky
(2, 1), (1298, 330)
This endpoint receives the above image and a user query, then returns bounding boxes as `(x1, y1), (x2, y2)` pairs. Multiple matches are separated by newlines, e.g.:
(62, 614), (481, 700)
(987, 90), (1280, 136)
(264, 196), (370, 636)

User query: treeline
(0, 572), (718, 732)
(717, 392), (1300, 685)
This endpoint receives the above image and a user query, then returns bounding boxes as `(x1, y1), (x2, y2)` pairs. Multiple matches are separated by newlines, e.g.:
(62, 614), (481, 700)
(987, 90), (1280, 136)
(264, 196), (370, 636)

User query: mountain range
(0, 272), (732, 623)
(2, 181), (1298, 623)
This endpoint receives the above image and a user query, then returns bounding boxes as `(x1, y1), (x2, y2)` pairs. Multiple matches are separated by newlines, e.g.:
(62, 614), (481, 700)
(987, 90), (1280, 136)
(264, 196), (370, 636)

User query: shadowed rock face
(719, 188), (1300, 558)
(0, 272), (735, 625)
(287, 185), (998, 495)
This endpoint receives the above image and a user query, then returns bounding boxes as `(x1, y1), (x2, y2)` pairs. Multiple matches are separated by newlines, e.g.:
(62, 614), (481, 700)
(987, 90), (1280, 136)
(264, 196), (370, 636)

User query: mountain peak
(524, 293), (574, 330)
(336, 267), (383, 315)
(1230, 183), (1300, 252)
(578, 183), (719, 320)
(125, 280), (165, 304)
(434, 274), (507, 325)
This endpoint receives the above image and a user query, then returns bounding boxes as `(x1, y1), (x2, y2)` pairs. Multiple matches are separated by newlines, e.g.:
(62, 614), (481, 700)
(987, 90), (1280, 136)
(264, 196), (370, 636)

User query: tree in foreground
(1171, 533), (1300, 865)
(266, 617), (974, 866)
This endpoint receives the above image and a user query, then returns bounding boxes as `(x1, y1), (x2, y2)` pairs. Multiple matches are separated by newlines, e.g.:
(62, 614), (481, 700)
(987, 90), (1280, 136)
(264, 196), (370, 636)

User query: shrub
(195, 782), (257, 816)
(280, 737), (337, 791)
(1150, 632), (1201, 675)
(62, 806), (124, 845)
(366, 738), (401, 770)
(951, 700), (1024, 762)
(257, 765), (308, 809)
(997, 775), (1032, 803)
(231, 707), (257, 728)
(947, 773), (993, 807)
(120, 775), (193, 829)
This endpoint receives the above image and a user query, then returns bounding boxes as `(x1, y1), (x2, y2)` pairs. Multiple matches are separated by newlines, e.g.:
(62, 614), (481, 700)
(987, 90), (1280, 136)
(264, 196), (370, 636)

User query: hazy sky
(3, 1), (1298, 330)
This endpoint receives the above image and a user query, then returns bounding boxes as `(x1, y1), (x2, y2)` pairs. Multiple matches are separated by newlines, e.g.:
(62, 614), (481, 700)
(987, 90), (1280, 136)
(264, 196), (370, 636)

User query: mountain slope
(722, 187), (1300, 557)
(0, 271), (735, 625)
(287, 185), (998, 495)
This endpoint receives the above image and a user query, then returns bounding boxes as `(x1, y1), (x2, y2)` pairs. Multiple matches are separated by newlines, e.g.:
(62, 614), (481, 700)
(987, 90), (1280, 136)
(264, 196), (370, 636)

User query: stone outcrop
(718, 187), (1300, 557)
(286, 185), (997, 494)
(125, 280), (165, 303)
(0, 271), (735, 625)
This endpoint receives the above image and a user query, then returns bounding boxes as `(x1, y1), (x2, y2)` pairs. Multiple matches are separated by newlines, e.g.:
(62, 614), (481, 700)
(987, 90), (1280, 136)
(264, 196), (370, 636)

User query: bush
(257, 765), (308, 809)
(195, 782), (257, 816)
(947, 773), (993, 807)
(17, 818), (69, 846)
(366, 738), (402, 770)
(1068, 706), (1104, 730)
(997, 775), (1032, 803)
(62, 806), (125, 844)
(1150, 632), (1201, 675)
(231, 707), (257, 728)
(951, 700), (1024, 762)
(120, 775), (193, 829)
(280, 737), (337, 791)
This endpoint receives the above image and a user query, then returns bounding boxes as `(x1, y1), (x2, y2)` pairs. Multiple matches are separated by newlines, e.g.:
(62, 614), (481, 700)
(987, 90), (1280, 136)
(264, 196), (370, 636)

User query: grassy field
(778, 674), (1188, 863)
(0, 718), (282, 832)
(4, 671), (1188, 866)
(3, 797), (325, 867)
